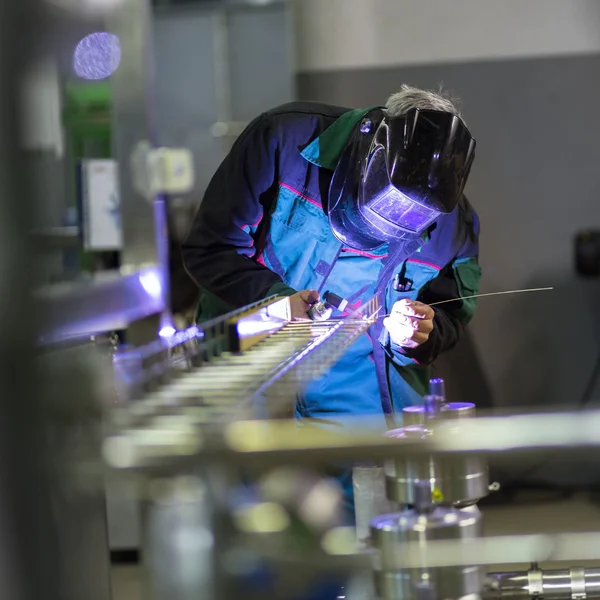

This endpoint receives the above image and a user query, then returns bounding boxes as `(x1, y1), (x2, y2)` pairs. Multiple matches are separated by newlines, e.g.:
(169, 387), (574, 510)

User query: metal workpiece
(37, 266), (166, 343)
(104, 296), (381, 468)
(402, 402), (476, 426)
(307, 290), (349, 321)
(384, 444), (490, 507)
(486, 567), (600, 600)
(428, 377), (446, 399)
(386, 401), (489, 507)
(371, 506), (483, 600)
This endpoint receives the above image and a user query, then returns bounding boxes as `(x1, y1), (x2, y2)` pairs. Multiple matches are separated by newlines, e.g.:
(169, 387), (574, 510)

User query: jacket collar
(300, 106), (383, 170)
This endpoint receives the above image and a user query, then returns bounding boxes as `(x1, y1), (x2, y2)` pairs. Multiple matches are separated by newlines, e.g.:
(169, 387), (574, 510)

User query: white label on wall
(81, 159), (123, 251)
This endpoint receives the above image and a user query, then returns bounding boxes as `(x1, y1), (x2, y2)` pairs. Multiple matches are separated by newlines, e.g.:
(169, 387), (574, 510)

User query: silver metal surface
(0, 3), (63, 597)
(100, 407), (600, 474)
(487, 568), (600, 600)
(40, 341), (114, 600)
(142, 475), (216, 600)
(402, 402), (476, 426)
(384, 447), (489, 507)
(386, 407), (489, 506)
(356, 532), (600, 569)
(353, 466), (398, 547)
(37, 266), (165, 343)
(441, 403), (477, 420)
(109, 0), (171, 346)
(103, 297), (381, 457)
(371, 507), (483, 600)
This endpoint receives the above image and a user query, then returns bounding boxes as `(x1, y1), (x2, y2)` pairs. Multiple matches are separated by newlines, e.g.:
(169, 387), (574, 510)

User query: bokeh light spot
(73, 32), (121, 80)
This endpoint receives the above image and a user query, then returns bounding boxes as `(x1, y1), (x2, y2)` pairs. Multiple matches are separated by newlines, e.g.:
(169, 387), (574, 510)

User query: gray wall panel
(228, 5), (295, 122)
(299, 54), (600, 483)
(153, 3), (295, 202)
(154, 8), (221, 203)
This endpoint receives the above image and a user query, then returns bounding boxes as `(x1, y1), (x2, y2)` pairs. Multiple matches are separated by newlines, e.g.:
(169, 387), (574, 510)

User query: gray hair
(385, 84), (463, 119)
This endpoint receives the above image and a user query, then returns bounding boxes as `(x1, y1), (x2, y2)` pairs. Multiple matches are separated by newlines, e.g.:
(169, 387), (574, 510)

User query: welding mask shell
(328, 108), (476, 251)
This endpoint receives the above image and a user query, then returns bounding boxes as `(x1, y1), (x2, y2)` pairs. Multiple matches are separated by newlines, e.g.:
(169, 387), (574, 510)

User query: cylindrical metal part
(143, 475), (216, 600)
(371, 506), (483, 600)
(402, 402), (476, 426)
(487, 568), (600, 600)
(353, 466), (398, 547)
(402, 406), (427, 427)
(413, 481), (435, 514)
(441, 402), (477, 420)
(307, 301), (333, 321)
(428, 378), (446, 399)
(385, 444), (489, 506)
(387, 404), (489, 506)
(424, 395), (444, 419)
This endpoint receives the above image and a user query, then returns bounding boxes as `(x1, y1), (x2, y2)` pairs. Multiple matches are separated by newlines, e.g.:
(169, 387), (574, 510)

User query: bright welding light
(158, 325), (201, 348)
(73, 32), (121, 81)
(236, 318), (284, 338)
(159, 325), (177, 338)
(138, 270), (163, 300)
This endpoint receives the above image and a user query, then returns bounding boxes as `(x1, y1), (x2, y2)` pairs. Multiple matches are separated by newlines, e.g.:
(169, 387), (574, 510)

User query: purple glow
(139, 270), (163, 300)
(73, 32), (121, 81)
(370, 189), (438, 233)
(160, 325), (201, 348)
(237, 319), (284, 338)
(159, 325), (177, 338)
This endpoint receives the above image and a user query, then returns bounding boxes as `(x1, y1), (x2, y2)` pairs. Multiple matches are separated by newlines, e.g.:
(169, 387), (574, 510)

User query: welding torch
(307, 291), (349, 321)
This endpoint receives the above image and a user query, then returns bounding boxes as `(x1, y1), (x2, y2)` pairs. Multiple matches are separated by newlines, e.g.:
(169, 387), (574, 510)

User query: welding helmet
(328, 108), (476, 251)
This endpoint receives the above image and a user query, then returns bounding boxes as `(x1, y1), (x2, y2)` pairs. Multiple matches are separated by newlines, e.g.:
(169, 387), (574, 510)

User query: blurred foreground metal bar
(37, 265), (165, 343)
(0, 1), (66, 599)
(104, 408), (600, 473)
(107, 295), (380, 427)
(486, 567), (600, 600)
(141, 474), (217, 600)
(370, 532), (600, 569)
(250, 532), (600, 573)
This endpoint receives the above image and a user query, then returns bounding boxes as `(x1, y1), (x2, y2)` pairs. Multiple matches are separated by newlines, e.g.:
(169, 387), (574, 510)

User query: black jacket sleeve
(385, 205), (482, 366)
(181, 114), (293, 308)
(401, 265), (468, 364)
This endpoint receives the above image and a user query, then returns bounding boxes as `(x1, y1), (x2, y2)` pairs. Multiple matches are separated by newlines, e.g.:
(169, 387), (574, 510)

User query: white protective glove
(383, 299), (435, 349)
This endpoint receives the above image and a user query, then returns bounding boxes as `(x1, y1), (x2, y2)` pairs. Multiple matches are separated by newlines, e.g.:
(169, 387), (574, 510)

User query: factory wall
(153, 1), (295, 203)
(295, 0), (600, 483)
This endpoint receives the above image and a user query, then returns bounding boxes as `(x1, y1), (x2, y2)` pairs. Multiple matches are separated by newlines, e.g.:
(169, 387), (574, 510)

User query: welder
(182, 85), (481, 516)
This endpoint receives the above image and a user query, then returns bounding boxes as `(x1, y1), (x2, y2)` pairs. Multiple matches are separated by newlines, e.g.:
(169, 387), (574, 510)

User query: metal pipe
(487, 568), (600, 600)
(142, 475), (216, 600)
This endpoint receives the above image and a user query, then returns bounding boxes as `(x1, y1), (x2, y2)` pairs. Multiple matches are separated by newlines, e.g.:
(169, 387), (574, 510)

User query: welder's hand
(290, 289), (320, 320)
(383, 299), (435, 349)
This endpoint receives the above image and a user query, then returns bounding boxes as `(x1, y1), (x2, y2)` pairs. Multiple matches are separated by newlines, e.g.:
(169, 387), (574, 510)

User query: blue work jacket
(182, 102), (481, 426)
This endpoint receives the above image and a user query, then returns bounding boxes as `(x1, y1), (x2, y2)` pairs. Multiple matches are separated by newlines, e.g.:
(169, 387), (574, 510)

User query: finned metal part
(487, 567), (600, 600)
